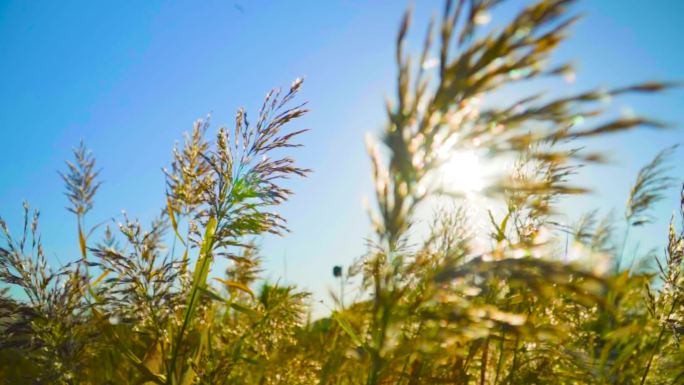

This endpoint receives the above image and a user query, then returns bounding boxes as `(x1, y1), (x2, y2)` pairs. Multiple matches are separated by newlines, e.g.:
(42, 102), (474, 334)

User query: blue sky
(0, 1), (682, 309)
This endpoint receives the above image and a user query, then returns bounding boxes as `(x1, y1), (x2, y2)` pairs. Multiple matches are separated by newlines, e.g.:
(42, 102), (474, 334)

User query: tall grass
(1, 1), (682, 384)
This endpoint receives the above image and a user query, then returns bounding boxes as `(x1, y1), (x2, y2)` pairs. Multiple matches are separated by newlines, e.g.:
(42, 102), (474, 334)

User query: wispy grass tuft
(0, 1), (682, 385)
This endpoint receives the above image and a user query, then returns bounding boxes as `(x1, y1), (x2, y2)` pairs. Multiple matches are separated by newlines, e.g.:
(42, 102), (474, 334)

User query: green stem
(494, 331), (506, 385)
(168, 218), (217, 384)
(168, 265), (204, 383)
(508, 334), (520, 385)
(480, 337), (490, 385)
(617, 225), (631, 272)
(639, 299), (677, 385)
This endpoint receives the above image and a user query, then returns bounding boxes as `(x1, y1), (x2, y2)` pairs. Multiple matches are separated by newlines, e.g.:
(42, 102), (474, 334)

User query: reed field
(1, 0), (683, 384)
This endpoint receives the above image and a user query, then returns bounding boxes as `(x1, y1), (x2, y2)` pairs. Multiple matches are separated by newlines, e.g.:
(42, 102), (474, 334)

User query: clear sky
(1, 1), (682, 310)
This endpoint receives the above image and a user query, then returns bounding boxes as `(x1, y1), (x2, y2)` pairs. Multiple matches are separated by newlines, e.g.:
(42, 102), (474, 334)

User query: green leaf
(197, 286), (229, 303)
(78, 222), (87, 259)
(332, 311), (365, 349)
(230, 302), (258, 317)
(92, 269), (110, 286)
(213, 278), (255, 298)
(167, 196), (186, 246)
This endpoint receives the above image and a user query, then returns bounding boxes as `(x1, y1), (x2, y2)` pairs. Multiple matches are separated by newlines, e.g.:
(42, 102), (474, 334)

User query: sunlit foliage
(1, 1), (682, 384)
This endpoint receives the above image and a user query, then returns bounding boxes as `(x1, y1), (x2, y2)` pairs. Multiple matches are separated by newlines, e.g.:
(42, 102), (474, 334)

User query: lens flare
(440, 151), (487, 195)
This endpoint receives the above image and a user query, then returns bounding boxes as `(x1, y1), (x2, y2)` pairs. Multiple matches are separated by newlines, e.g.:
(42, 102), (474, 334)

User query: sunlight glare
(439, 150), (487, 195)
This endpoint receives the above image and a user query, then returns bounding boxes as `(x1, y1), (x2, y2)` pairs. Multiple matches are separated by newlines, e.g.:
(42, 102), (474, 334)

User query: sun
(439, 150), (488, 196)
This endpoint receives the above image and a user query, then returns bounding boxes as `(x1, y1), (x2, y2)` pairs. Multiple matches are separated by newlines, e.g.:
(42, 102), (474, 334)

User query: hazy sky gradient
(1, 1), (682, 309)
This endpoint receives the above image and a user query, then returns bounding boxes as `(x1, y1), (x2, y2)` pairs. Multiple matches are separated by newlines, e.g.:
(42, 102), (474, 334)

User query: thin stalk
(639, 299), (677, 385)
(367, 256), (383, 385)
(168, 258), (208, 382)
(368, 299), (392, 385)
(168, 218), (218, 384)
(507, 333), (521, 385)
(494, 331), (506, 385)
(617, 225), (631, 272)
(339, 274), (345, 310)
(480, 337), (490, 385)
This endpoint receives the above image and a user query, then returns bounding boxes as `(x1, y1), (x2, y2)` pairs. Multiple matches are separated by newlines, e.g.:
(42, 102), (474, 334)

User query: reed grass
(1, 1), (682, 384)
